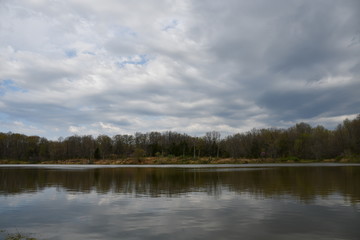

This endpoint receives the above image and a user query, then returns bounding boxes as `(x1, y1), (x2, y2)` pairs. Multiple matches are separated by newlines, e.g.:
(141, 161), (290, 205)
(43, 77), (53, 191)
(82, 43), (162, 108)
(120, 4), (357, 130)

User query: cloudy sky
(1, 0), (359, 139)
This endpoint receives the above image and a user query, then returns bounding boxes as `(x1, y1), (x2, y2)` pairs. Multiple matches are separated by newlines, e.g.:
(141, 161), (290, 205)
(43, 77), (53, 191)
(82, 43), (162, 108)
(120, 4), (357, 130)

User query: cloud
(0, 0), (359, 138)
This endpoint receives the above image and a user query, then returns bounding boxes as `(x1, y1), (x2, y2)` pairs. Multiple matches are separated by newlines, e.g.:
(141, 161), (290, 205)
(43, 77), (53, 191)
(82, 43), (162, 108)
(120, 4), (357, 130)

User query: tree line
(0, 115), (359, 162)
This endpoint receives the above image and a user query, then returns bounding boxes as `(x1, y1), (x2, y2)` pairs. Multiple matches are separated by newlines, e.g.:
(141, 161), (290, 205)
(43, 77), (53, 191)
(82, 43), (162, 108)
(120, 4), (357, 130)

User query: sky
(0, 0), (359, 139)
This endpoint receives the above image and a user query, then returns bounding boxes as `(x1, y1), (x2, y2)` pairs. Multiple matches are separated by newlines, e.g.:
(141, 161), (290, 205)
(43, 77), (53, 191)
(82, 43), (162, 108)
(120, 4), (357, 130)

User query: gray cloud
(0, 0), (359, 138)
(259, 81), (360, 120)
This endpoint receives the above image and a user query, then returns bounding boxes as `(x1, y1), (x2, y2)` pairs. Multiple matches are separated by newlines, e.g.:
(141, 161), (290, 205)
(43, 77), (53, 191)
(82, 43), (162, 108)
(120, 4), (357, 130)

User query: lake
(1, 163), (360, 240)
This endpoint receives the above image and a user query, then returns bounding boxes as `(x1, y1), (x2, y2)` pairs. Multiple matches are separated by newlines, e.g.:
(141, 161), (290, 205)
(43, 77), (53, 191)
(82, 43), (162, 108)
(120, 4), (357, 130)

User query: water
(1, 164), (359, 240)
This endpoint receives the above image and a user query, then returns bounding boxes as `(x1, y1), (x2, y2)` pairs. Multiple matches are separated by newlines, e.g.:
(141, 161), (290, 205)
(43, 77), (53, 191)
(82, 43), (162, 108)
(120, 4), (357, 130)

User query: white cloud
(0, 0), (359, 138)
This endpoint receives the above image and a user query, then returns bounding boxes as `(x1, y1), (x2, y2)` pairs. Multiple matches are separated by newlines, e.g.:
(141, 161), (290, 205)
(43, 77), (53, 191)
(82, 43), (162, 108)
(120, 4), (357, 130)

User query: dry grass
(0, 230), (37, 240)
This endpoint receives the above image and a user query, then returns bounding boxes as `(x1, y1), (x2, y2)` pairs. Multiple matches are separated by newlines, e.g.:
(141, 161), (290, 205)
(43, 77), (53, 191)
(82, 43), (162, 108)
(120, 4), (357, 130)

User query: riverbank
(0, 157), (359, 165)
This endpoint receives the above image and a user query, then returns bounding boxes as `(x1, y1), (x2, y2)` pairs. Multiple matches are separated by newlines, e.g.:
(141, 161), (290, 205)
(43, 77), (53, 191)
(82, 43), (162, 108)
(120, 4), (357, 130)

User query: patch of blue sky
(0, 112), (9, 121)
(0, 79), (28, 96)
(65, 49), (77, 58)
(117, 55), (149, 68)
(162, 19), (179, 32)
(110, 25), (137, 38)
(82, 51), (96, 56)
(142, 116), (163, 121)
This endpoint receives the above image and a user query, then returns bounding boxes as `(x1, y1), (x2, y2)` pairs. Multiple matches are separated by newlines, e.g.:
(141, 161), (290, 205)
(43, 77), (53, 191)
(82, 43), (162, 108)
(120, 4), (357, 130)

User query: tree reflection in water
(1, 165), (359, 204)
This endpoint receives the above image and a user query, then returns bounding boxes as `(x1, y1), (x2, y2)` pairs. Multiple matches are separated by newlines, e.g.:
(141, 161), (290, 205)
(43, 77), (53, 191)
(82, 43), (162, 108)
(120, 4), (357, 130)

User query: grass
(0, 230), (37, 240)
(0, 160), (30, 164)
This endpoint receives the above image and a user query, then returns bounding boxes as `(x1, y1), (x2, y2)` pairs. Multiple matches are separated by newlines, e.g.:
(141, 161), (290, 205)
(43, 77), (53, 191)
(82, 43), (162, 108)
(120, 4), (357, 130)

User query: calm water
(0, 164), (360, 240)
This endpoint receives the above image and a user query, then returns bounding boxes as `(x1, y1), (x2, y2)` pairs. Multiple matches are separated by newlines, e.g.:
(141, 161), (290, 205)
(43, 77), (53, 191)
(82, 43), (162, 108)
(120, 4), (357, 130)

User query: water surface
(1, 164), (359, 239)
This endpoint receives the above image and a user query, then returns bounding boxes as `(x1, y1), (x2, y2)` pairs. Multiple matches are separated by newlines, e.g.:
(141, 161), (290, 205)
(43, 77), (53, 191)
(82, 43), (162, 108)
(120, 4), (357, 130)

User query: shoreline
(0, 157), (358, 165)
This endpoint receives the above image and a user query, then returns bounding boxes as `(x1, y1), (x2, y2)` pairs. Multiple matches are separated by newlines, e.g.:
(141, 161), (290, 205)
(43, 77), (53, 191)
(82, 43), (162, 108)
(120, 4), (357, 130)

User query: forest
(0, 115), (359, 163)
